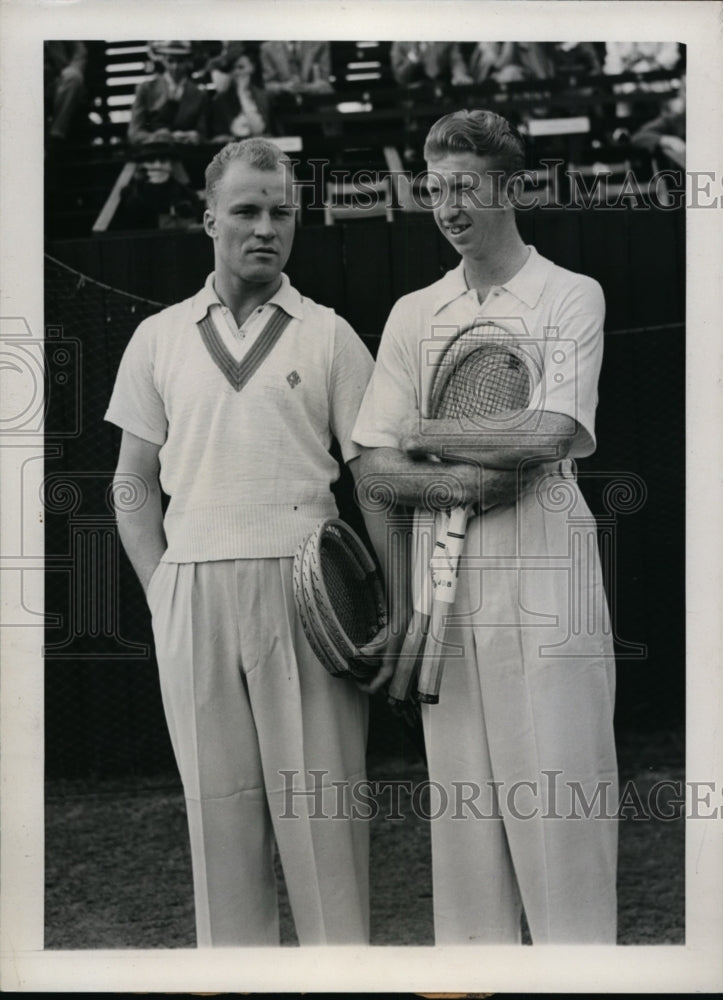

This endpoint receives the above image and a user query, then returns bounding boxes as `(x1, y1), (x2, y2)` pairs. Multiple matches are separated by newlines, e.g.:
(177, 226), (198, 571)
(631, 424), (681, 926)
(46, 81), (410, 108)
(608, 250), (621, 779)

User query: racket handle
(388, 609), (428, 705)
(416, 601), (448, 705)
(420, 503), (470, 703)
(430, 504), (471, 603)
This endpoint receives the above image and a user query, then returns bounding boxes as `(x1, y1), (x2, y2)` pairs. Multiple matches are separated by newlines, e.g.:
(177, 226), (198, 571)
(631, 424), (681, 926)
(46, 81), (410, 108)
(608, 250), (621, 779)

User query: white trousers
(147, 557), (370, 946)
(418, 472), (619, 944)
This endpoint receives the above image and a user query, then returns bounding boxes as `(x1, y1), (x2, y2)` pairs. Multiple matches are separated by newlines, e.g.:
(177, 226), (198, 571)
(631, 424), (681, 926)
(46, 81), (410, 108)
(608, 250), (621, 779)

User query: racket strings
(437, 346), (532, 418)
(294, 520), (385, 680)
(320, 536), (379, 645)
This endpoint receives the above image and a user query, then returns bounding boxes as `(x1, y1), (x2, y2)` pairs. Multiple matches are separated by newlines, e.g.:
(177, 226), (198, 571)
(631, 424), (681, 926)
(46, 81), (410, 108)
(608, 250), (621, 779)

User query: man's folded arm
(400, 410), (577, 469)
(356, 444), (536, 512)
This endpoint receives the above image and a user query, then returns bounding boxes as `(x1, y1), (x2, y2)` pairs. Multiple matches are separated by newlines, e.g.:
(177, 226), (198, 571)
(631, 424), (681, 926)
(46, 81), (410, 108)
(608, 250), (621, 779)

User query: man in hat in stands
(112, 141), (203, 231)
(128, 41), (208, 146)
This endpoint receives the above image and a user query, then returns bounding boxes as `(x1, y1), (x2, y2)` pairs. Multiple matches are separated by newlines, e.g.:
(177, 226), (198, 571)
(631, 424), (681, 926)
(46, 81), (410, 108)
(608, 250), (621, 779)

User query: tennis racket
(293, 518), (387, 680)
(294, 531), (350, 676)
(392, 320), (542, 704)
(387, 508), (435, 705)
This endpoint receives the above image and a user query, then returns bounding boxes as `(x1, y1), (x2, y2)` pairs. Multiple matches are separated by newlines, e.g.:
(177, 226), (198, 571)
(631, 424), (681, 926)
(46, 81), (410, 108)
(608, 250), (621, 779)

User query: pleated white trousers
(417, 468), (619, 944)
(147, 556), (370, 947)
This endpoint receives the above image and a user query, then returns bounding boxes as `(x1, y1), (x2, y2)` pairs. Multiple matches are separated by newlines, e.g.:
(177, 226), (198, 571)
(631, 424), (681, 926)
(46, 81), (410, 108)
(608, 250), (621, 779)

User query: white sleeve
(537, 276), (606, 457)
(104, 318), (168, 446)
(328, 315), (375, 463)
(352, 301), (419, 450)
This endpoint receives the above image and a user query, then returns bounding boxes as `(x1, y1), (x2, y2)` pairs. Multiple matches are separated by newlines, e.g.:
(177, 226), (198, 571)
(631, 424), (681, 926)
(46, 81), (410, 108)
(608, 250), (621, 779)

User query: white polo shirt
(352, 246), (605, 459)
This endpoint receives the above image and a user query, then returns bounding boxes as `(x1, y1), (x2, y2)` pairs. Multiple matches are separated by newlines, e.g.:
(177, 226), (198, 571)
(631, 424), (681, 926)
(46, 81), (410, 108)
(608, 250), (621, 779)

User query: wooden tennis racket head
(294, 519), (387, 681)
(294, 533), (350, 677)
(428, 320), (543, 422)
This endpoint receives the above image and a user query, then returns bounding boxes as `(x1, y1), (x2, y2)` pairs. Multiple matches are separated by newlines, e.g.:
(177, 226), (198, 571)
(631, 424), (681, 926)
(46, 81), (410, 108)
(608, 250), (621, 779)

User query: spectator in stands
(260, 41), (334, 95)
(112, 142), (203, 230)
(128, 41), (208, 146)
(390, 42), (472, 87)
(547, 41), (603, 77)
(208, 45), (272, 142)
(190, 40), (225, 81)
(603, 42), (681, 121)
(466, 42), (554, 84)
(603, 42), (680, 76)
(392, 42), (472, 164)
(44, 41), (88, 146)
(204, 42), (238, 94)
(631, 74), (686, 167)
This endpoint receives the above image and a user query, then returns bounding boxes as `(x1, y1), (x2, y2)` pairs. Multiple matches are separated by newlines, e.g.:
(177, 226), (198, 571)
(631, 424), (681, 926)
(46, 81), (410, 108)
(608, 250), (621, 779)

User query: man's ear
(203, 208), (216, 239)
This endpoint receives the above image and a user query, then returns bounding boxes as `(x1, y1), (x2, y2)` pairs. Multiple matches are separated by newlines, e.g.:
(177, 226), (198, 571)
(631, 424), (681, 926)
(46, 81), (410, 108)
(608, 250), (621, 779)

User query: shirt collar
(432, 262), (470, 315)
(433, 245), (549, 314)
(500, 245), (548, 308)
(191, 272), (304, 323)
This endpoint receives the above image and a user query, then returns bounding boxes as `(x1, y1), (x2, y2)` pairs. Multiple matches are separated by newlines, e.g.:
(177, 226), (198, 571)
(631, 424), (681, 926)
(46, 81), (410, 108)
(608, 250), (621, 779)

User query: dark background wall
(44, 206), (685, 779)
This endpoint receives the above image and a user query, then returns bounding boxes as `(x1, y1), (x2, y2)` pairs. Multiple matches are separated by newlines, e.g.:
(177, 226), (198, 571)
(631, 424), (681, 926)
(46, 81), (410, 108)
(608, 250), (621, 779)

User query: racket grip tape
(416, 603), (448, 704)
(388, 609), (428, 705)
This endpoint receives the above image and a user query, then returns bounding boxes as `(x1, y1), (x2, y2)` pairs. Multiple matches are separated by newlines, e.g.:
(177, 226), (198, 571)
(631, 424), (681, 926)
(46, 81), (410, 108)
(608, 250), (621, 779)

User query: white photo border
(1, 0), (721, 992)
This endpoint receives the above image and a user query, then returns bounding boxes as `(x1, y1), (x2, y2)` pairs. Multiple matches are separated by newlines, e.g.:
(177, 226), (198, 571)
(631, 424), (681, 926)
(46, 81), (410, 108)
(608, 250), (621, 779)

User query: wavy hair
(424, 109), (526, 176)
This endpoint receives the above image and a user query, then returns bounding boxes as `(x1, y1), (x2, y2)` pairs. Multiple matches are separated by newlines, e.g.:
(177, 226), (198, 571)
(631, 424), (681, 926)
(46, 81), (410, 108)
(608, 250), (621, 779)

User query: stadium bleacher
(44, 40), (684, 239)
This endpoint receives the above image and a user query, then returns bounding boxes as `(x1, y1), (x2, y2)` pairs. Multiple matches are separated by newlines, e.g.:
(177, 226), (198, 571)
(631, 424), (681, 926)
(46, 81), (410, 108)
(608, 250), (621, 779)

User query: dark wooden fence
(45, 206), (684, 779)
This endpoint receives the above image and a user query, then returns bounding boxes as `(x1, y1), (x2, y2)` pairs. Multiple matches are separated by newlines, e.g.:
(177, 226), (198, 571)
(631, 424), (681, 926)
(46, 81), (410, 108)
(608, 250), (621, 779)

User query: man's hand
(147, 128), (174, 144)
(172, 130), (201, 144)
(60, 64), (84, 84)
(354, 625), (408, 695)
(451, 69), (474, 86)
(281, 77), (302, 94)
(302, 79), (334, 95)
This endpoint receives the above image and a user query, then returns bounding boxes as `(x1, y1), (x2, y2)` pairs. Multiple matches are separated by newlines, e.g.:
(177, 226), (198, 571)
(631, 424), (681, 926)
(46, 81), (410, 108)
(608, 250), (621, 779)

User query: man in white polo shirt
(353, 109), (618, 944)
(105, 138), (381, 946)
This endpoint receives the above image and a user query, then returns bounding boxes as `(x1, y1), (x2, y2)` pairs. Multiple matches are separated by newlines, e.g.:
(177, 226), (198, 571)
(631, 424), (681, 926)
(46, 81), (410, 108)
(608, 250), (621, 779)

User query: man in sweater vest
(105, 138), (389, 946)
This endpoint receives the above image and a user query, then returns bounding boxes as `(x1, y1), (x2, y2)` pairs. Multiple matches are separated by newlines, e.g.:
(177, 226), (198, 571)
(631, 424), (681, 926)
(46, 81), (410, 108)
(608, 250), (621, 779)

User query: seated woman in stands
(631, 74), (686, 168)
(207, 44), (272, 142)
(127, 41), (208, 146)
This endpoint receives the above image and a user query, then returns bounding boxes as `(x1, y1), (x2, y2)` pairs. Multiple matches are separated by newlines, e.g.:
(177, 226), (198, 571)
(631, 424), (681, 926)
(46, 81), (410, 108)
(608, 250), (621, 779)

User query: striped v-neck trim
(197, 306), (293, 392)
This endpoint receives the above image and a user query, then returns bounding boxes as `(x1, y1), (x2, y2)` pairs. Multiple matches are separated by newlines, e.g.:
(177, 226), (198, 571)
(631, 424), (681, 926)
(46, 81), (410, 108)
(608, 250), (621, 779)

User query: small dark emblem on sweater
(286, 370), (301, 388)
